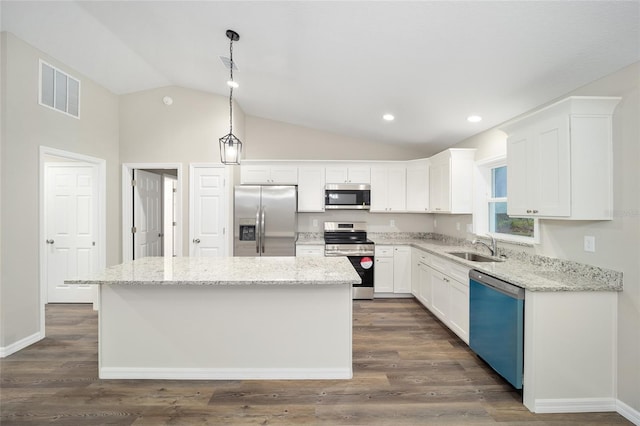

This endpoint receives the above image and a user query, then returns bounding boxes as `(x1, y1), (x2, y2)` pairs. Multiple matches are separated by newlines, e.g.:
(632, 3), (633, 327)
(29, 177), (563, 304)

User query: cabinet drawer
(430, 255), (448, 273)
(449, 262), (470, 283)
(296, 245), (325, 257)
(375, 246), (393, 257)
(416, 250), (430, 265)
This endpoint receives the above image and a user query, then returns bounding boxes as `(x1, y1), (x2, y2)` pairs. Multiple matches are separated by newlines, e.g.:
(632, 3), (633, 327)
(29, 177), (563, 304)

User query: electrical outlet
(456, 222), (461, 231)
(433, 219), (437, 228)
(584, 236), (596, 252)
(390, 219), (395, 227)
(466, 224), (473, 233)
(312, 219), (318, 227)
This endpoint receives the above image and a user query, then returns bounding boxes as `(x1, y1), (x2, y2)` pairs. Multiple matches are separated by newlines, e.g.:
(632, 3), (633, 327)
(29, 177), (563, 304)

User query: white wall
(298, 211), (430, 234)
(245, 115), (431, 160)
(447, 62), (640, 413)
(0, 32), (120, 349)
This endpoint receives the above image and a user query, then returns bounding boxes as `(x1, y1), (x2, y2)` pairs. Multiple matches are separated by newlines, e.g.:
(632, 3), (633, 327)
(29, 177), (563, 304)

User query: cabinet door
(297, 167), (325, 212)
(411, 250), (420, 297)
(406, 165), (429, 212)
(449, 278), (469, 343)
(393, 246), (411, 293)
(270, 166), (298, 184)
(429, 160), (450, 212)
(430, 268), (449, 322)
(369, 168), (388, 212)
(241, 165), (271, 184)
(535, 116), (570, 216)
(374, 256), (394, 293)
(325, 167), (348, 184)
(418, 262), (432, 308)
(348, 167), (371, 184)
(506, 129), (531, 217)
(387, 167), (407, 211)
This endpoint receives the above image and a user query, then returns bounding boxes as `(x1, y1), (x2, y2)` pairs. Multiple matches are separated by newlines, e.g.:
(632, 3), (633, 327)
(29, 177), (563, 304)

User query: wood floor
(1, 300), (631, 425)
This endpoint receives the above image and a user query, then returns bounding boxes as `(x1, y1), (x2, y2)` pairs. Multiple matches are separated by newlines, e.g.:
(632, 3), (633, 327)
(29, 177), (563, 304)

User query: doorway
(122, 163), (183, 261)
(39, 147), (106, 319)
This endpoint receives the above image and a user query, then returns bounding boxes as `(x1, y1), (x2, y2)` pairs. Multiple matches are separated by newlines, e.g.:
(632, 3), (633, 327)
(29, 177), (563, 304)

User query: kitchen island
(67, 256), (361, 380)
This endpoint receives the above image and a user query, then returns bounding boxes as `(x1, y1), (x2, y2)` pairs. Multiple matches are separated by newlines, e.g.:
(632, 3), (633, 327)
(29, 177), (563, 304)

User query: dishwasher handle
(469, 270), (525, 300)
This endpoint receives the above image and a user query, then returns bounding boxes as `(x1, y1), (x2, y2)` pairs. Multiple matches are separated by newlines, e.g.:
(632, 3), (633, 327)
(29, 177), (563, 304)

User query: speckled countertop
(66, 256), (361, 286)
(369, 234), (622, 292)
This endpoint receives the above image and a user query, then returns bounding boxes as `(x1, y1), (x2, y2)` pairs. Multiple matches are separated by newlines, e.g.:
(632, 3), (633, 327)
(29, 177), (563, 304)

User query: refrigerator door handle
(260, 207), (266, 254)
(255, 207), (261, 254)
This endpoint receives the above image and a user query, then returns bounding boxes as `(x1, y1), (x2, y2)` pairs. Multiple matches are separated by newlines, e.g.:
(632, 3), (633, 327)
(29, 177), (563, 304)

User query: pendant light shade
(219, 29), (242, 165)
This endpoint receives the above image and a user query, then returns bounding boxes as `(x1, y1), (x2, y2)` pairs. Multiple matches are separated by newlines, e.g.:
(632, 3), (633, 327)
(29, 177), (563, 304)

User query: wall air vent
(218, 56), (238, 71)
(39, 60), (80, 118)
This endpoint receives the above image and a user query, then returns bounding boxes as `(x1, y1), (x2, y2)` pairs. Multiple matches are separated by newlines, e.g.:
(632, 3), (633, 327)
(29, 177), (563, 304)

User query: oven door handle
(325, 251), (374, 257)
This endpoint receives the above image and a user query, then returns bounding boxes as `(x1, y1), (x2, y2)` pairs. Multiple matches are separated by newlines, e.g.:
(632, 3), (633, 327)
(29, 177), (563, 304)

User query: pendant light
(219, 29), (242, 164)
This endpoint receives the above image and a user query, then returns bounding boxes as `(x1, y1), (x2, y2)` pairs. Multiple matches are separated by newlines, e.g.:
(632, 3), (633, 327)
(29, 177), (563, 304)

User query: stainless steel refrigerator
(234, 185), (297, 256)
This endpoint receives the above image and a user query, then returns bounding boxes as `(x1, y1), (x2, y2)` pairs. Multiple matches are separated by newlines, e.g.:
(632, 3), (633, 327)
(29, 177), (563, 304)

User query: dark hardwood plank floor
(0, 300), (631, 425)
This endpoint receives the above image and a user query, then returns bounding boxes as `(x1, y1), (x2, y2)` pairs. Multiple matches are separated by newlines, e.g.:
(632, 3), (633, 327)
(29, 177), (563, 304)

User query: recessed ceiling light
(467, 115), (482, 123)
(227, 80), (239, 88)
(383, 114), (395, 121)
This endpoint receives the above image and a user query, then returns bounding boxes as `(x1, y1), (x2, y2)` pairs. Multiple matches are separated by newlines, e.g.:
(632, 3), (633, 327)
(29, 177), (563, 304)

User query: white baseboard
(100, 367), (352, 380)
(534, 397), (617, 413)
(0, 331), (43, 358)
(374, 293), (414, 299)
(617, 399), (640, 425)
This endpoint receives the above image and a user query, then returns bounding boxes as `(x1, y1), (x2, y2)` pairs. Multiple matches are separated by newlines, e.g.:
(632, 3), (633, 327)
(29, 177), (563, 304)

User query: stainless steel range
(324, 222), (374, 299)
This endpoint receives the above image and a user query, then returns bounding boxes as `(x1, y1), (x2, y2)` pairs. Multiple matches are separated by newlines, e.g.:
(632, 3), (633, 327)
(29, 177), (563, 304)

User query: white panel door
(46, 164), (98, 303)
(133, 170), (162, 259)
(190, 166), (227, 257)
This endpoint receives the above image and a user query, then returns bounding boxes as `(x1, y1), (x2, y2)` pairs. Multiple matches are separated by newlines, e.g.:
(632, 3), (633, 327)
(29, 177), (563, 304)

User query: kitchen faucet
(472, 234), (497, 256)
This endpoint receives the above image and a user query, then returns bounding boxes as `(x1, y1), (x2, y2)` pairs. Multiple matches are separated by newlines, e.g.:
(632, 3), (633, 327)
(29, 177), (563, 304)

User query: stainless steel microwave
(325, 184), (371, 210)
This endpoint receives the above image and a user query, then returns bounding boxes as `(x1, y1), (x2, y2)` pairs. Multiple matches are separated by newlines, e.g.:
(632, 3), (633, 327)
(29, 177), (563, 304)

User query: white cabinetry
(412, 249), (470, 343)
(325, 166), (370, 184)
(241, 164), (298, 184)
(429, 149), (475, 214)
(297, 167), (325, 212)
(296, 244), (325, 257)
(502, 96), (620, 220)
(392, 246), (411, 293)
(370, 166), (407, 212)
(374, 245), (411, 295)
(374, 246), (394, 293)
(412, 248), (432, 307)
(406, 159), (429, 212)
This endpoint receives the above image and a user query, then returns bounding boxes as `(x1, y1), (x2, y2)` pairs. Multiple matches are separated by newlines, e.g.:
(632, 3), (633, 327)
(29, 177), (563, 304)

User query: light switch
(584, 236), (596, 252)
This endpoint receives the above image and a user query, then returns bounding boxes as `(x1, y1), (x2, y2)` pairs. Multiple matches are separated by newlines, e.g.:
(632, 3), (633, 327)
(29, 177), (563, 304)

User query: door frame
(188, 163), (232, 256)
(122, 163), (183, 261)
(39, 146), (106, 329)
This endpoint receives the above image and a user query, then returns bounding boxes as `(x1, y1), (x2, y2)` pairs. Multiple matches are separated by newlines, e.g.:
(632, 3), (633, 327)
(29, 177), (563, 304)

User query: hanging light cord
(228, 37), (234, 135)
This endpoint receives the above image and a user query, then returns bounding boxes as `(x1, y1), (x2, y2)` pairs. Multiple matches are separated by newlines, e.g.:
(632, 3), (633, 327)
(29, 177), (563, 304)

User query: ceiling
(2, 1), (639, 152)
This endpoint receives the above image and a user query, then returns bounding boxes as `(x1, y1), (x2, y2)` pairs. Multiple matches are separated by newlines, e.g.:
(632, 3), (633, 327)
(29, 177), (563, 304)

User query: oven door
(347, 255), (374, 299)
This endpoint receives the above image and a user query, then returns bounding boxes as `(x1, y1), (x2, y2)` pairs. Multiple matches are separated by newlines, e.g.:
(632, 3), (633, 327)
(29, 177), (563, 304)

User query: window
(474, 157), (538, 243)
(39, 60), (80, 118)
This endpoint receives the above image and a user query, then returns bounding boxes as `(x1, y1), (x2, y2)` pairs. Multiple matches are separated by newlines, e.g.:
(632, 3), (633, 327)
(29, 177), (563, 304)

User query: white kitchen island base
(99, 283), (352, 380)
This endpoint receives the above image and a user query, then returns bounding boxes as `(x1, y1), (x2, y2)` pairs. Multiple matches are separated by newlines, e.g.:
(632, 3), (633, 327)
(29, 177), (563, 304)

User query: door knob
(193, 238), (200, 243)
(46, 239), (54, 244)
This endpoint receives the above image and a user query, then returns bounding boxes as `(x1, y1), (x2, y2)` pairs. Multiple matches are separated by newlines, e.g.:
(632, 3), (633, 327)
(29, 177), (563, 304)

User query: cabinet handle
(46, 239), (55, 244)
(193, 238), (200, 243)
(526, 210), (532, 213)
(532, 209), (539, 214)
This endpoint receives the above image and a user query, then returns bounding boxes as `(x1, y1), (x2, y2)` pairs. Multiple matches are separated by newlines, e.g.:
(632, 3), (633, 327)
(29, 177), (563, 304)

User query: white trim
(617, 399), (640, 425)
(99, 367), (352, 380)
(188, 163), (231, 256)
(0, 331), (43, 358)
(39, 146), (106, 322)
(532, 398), (617, 414)
(122, 163), (183, 261)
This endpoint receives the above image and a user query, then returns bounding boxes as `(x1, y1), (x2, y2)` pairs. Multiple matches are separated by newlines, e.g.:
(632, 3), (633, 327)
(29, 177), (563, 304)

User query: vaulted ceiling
(2, 1), (639, 152)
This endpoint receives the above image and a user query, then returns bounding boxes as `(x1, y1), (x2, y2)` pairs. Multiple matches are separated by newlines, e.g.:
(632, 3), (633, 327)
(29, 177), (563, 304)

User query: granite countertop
(369, 235), (622, 293)
(296, 233), (325, 245)
(66, 256), (361, 286)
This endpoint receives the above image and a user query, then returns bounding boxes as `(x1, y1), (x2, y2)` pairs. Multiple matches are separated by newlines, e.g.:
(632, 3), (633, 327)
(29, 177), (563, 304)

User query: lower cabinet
(412, 248), (470, 344)
(374, 245), (412, 295)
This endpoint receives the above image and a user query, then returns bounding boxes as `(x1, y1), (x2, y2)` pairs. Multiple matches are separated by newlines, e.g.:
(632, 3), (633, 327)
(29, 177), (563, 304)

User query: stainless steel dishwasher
(469, 269), (525, 389)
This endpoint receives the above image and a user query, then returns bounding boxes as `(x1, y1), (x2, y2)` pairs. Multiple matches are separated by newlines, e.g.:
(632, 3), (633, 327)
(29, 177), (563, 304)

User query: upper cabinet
(325, 166), (370, 184)
(501, 96), (620, 220)
(429, 149), (476, 214)
(370, 165), (407, 212)
(297, 167), (325, 212)
(241, 164), (298, 184)
(406, 159), (429, 212)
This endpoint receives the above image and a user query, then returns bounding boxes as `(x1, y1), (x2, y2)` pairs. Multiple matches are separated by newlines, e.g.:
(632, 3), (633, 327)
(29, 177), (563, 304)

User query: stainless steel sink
(447, 251), (504, 262)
